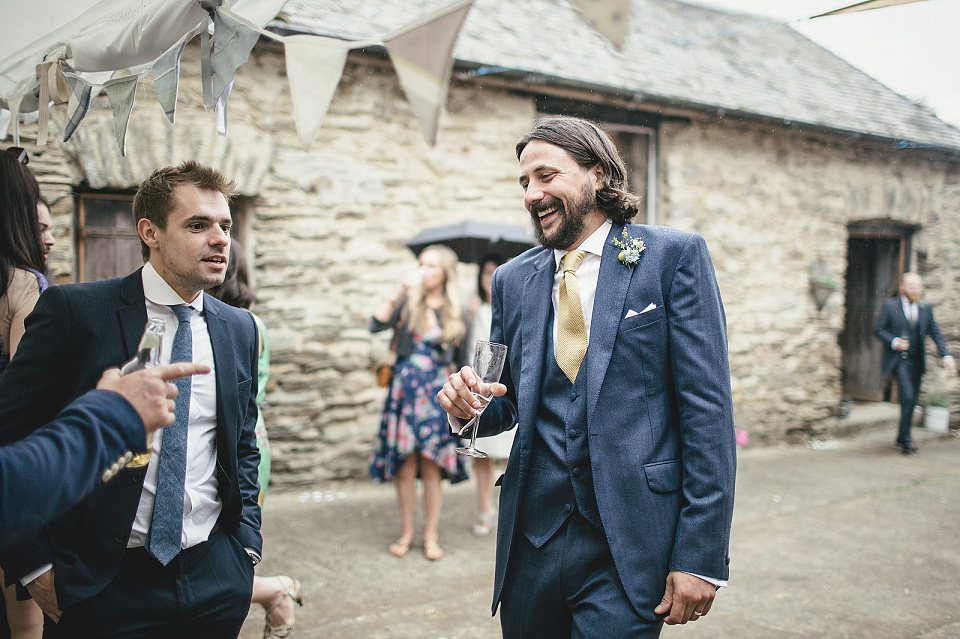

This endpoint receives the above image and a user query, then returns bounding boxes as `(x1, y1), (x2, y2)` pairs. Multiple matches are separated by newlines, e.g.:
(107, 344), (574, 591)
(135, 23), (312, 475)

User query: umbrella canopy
(405, 221), (537, 264)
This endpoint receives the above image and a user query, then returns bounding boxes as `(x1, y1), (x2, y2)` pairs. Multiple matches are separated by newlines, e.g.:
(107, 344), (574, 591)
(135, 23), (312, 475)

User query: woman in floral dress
(369, 244), (467, 561)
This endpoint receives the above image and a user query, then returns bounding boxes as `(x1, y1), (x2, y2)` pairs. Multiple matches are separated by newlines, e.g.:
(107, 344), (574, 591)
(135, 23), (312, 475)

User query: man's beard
(530, 181), (597, 250)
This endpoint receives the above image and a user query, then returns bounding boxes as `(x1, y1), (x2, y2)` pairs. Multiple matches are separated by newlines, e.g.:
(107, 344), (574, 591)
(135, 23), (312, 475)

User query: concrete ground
(240, 424), (960, 639)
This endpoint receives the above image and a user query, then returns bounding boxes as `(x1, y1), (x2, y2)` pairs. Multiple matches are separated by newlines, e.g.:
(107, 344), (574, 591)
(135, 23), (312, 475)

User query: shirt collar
(554, 219), (612, 272)
(141, 262), (204, 312)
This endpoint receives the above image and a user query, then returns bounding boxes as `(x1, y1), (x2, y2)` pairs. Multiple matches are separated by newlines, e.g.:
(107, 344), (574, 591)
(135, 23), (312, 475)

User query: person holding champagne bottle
(0, 161), (261, 638)
(439, 117), (736, 638)
(369, 244), (468, 561)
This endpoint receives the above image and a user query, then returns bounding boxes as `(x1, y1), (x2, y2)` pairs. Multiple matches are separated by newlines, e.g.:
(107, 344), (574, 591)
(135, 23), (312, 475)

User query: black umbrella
(405, 221), (537, 264)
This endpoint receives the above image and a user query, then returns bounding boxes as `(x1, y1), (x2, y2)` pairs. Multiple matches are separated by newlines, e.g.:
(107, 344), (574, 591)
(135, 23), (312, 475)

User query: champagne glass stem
(457, 414), (478, 437)
(467, 414), (481, 449)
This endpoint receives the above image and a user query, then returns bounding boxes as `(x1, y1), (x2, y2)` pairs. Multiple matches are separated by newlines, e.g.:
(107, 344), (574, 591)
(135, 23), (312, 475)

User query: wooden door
(840, 235), (904, 400)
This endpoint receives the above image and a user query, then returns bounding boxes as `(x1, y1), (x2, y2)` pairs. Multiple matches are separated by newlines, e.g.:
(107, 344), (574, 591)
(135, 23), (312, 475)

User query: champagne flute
(456, 340), (508, 458)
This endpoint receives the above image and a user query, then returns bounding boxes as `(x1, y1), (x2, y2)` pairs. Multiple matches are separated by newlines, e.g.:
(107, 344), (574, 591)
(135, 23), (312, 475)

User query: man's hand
(96, 363), (211, 434)
(654, 571), (716, 625)
(436, 366), (507, 421)
(25, 570), (60, 622)
(943, 355), (955, 373)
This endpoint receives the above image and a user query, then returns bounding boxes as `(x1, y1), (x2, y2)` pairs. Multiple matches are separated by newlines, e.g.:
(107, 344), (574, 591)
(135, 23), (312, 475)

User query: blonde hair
(403, 244), (465, 347)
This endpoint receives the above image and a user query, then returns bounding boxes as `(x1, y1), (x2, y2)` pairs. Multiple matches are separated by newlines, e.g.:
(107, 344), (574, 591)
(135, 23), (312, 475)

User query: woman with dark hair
(209, 242), (302, 639)
(0, 149), (47, 639)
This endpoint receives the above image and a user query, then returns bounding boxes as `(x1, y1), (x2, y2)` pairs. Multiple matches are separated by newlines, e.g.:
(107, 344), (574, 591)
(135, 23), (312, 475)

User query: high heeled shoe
(263, 576), (303, 639)
(472, 509), (496, 536)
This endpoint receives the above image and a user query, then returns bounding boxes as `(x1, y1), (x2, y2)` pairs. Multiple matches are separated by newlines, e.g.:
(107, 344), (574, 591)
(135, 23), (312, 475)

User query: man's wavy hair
(516, 116), (642, 225)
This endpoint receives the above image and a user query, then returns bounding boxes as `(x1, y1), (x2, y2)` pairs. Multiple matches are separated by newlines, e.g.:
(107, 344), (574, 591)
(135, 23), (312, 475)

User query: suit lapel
(517, 250), (555, 435)
(118, 268), (148, 360)
(586, 224), (633, 425)
(204, 296), (238, 441)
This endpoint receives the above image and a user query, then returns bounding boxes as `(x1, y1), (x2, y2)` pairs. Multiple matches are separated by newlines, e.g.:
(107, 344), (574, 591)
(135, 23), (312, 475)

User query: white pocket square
(624, 303), (657, 319)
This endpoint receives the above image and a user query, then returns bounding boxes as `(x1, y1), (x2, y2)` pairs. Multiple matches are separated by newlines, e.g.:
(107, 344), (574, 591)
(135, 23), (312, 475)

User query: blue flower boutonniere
(611, 229), (645, 267)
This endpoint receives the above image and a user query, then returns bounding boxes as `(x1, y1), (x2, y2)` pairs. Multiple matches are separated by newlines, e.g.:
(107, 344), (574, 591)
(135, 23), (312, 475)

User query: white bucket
(924, 406), (950, 433)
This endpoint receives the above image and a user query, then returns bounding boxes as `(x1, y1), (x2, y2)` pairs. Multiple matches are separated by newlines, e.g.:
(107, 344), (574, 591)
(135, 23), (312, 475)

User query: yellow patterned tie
(557, 250), (588, 383)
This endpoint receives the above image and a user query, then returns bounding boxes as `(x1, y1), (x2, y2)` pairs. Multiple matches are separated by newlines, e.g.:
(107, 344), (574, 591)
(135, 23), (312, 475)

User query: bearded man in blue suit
(439, 116), (736, 638)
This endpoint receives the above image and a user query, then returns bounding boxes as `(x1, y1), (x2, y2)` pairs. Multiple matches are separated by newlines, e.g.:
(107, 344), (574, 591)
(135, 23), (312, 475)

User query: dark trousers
(500, 511), (663, 639)
(48, 531), (254, 639)
(893, 358), (923, 446)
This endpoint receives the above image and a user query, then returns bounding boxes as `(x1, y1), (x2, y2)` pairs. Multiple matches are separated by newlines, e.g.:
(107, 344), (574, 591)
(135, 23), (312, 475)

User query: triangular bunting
(102, 75), (139, 156)
(216, 80), (233, 136)
(63, 75), (93, 143)
(210, 7), (263, 107)
(571, 0), (631, 50)
(8, 95), (23, 147)
(153, 33), (193, 124)
(283, 35), (351, 151)
(384, 0), (474, 146)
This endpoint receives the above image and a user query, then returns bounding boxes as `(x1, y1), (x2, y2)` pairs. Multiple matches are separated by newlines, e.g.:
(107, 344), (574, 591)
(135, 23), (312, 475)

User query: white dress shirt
(551, 220), (610, 354)
(128, 262), (221, 549)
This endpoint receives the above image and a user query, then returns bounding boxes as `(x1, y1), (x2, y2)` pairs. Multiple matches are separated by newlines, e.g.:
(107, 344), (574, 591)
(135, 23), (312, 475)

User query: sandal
(424, 539), (444, 561)
(472, 509), (496, 536)
(389, 536), (412, 557)
(263, 576), (303, 639)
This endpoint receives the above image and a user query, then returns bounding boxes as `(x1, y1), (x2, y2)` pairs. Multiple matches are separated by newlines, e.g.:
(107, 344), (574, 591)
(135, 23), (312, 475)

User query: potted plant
(924, 394), (950, 433)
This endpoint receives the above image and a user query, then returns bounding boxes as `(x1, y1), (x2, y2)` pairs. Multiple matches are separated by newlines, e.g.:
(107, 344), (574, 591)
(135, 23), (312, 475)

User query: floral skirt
(369, 354), (468, 483)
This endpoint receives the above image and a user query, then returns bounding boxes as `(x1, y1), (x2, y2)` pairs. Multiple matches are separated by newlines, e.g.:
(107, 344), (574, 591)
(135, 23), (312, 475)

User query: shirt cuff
(683, 571), (727, 588)
(21, 564), (53, 587)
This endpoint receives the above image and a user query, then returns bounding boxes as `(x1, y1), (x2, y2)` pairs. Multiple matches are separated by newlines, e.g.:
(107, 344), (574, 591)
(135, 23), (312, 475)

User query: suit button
(114, 532), (125, 543)
(568, 430), (577, 438)
(563, 504), (572, 513)
(569, 393), (578, 402)
(572, 467), (581, 476)
(132, 472), (144, 484)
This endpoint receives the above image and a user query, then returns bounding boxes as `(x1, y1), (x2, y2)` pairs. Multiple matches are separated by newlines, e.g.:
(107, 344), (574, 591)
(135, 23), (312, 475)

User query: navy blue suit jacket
(477, 224), (737, 619)
(0, 391), (143, 554)
(874, 297), (949, 376)
(0, 269), (261, 608)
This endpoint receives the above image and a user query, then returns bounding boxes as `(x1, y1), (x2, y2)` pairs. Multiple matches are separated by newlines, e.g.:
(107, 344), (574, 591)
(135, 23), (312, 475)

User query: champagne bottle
(123, 318), (166, 467)
(121, 318), (165, 375)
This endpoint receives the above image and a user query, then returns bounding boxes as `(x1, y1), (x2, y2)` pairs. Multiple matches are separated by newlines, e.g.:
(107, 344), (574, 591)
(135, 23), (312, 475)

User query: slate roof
(270, 0), (960, 152)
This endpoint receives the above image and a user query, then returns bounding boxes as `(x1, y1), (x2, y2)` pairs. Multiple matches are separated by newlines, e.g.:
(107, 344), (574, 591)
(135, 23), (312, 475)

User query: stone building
(17, 0), (960, 486)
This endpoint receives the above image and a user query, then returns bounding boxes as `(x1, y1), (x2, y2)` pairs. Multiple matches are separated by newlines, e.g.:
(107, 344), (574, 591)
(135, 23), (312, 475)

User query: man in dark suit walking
(439, 116), (736, 638)
(874, 272), (954, 454)
(0, 161), (262, 637)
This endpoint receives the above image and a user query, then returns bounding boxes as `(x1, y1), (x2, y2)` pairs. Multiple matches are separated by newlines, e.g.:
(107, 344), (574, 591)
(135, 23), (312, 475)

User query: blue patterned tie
(147, 304), (193, 565)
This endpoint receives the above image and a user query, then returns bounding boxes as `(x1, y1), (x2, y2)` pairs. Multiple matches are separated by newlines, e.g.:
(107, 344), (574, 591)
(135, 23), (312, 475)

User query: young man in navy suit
(874, 272), (955, 454)
(439, 116), (736, 638)
(0, 161), (261, 638)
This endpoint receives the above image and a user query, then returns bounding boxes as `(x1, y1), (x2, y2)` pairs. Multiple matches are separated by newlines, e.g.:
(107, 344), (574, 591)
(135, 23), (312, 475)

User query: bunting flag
(283, 35), (351, 151)
(7, 95), (23, 147)
(154, 33), (193, 124)
(35, 58), (71, 145)
(216, 80), (233, 136)
(812, 0), (925, 18)
(63, 75), (93, 143)
(571, 0), (631, 49)
(210, 7), (263, 107)
(102, 75), (139, 155)
(384, 0), (474, 146)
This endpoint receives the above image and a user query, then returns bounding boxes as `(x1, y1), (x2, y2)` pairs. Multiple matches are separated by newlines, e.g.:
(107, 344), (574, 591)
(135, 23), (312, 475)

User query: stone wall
(17, 42), (960, 483)
(661, 119), (960, 442)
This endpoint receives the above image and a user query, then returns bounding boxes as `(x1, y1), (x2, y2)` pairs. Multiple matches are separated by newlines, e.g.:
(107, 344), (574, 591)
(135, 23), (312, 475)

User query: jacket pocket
(620, 306), (666, 333)
(644, 459), (681, 493)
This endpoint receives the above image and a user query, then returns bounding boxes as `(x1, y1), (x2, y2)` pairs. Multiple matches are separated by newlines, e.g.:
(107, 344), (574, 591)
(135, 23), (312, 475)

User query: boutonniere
(611, 228), (646, 267)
